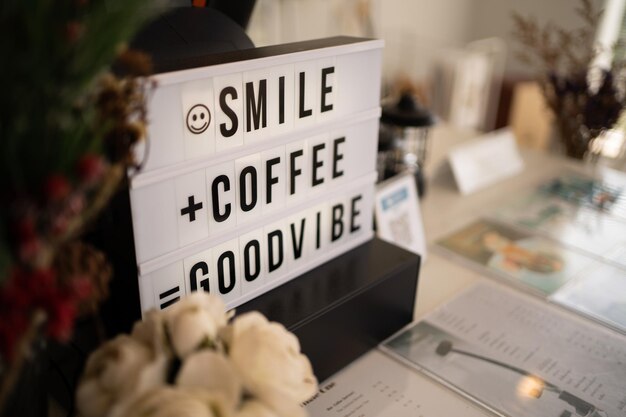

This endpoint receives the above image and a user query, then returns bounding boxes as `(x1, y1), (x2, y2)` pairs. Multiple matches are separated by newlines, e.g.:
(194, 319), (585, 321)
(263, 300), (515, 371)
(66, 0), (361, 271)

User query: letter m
(246, 79), (267, 132)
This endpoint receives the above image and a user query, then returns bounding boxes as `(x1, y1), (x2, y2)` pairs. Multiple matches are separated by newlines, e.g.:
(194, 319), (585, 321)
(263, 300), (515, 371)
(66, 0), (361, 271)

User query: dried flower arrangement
(0, 0), (154, 412)
(75, 293), (317, 417)
(511, 0), (625, 159)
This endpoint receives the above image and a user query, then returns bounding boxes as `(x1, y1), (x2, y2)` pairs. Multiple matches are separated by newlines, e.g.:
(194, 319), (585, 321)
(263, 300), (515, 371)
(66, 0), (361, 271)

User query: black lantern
(379, 92), (435, 196)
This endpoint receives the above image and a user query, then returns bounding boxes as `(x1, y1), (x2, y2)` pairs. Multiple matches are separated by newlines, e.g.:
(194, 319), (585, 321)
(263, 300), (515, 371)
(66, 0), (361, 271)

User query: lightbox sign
(130, 37), (383, 313)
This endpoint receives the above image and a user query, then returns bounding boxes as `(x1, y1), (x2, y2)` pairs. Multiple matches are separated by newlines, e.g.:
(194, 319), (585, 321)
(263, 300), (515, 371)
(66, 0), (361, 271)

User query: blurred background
(241, 0), (626, 164)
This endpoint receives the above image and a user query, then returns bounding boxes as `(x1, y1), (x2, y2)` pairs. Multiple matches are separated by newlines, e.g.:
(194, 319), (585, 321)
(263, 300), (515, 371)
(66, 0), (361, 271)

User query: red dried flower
(22, 268), (56, 302)
(14, 217), (37, 242)
(77, 153), (106, 185)
(46, 299), (76, 341)
(65, 21), (84, 44)
(0, 267), (93, 356)
(67, 194), (86, 215)
(0, 268), (46, 358)
(51, 214), (70, 236)
(2, 278), (30, 311)
(44, 174), (71, 202)
(70, 275), (93, 300)
(18, 237), (42, 264)
(0, 311), (28, 360)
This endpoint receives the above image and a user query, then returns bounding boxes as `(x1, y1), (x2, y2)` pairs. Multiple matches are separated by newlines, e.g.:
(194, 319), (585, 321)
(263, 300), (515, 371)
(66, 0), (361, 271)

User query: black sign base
(237, 237), (420, 381)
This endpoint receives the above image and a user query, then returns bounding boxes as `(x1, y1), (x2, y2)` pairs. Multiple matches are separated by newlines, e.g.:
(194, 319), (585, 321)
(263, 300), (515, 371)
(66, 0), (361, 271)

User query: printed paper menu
(382, 283), (626, 417)
(303, 349), (491, 417)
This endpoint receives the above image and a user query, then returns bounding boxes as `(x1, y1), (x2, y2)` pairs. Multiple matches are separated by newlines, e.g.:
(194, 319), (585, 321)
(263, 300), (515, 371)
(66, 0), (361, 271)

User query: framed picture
(375, 173), (426, 258)
(436, 219), (595, 295)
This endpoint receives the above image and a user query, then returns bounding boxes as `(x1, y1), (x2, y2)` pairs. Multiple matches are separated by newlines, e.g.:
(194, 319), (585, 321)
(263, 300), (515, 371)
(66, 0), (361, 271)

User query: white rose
(109, 386), (232, 417)
(176, 350), (242, 410)
(131, 309), (169, 355)
(76, 335), (167, 417)
(164, 292), (232, 358)
(226, 312), (317, 417)
(235, 400), (281, 417)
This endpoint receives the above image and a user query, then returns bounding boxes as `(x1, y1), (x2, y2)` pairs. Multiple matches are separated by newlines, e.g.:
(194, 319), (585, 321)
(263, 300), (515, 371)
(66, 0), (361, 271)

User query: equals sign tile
(159, 286), (181, 309)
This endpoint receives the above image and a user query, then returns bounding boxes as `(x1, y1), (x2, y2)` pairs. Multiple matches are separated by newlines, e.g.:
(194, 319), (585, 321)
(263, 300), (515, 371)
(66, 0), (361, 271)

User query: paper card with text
(374, 173), (426, 258)
(448, 128), (524, 195)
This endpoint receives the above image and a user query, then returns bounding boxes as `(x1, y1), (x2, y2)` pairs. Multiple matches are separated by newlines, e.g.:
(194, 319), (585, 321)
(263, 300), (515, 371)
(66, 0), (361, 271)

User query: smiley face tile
(181, 79), (216, 159)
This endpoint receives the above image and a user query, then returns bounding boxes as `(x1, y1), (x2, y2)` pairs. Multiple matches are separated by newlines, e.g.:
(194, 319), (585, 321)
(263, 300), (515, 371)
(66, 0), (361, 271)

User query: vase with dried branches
(0, 1), (156, 415)
(512, 0), (625, 159)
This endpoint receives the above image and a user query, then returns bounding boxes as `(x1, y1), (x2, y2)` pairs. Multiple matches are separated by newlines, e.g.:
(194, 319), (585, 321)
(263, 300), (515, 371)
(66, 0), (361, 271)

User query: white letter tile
(175, 170), (209, 247)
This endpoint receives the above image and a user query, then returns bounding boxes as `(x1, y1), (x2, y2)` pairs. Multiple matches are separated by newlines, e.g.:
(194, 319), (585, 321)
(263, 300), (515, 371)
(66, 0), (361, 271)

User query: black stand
(238, 238), (420, 381)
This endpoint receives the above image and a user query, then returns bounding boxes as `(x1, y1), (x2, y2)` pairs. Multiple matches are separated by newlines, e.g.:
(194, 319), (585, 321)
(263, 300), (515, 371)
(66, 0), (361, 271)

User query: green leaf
(0, 0), (158, 193)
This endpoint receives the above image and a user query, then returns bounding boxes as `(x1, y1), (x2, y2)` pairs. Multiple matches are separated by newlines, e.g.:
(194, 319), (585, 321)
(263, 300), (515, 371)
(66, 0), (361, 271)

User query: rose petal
(109, 387), (230, 417)
(164, 293), (230, 358)
(235, 400), (281, 417)
(228, 313), (317, 417)
(176, 350), (242, 410)
(131, 310), (168, 355)
(75, 335), (167, 417)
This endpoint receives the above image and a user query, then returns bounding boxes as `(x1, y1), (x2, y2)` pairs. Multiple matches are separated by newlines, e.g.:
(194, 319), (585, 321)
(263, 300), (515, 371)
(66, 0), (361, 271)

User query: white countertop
(414, 125), (592, 318)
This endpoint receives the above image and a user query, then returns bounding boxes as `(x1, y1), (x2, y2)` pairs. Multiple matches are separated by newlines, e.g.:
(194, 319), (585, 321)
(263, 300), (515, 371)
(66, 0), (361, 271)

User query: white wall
(248, 0), (603, 80)
(248, 0), (477, 85)
(373, 0), (476, 82)
(467, 0), (591, 74)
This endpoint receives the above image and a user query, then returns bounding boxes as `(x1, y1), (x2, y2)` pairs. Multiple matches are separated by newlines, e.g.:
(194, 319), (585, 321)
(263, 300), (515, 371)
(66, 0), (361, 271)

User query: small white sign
(449, 128), (524, 195)
(375, 173), (426, 258)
